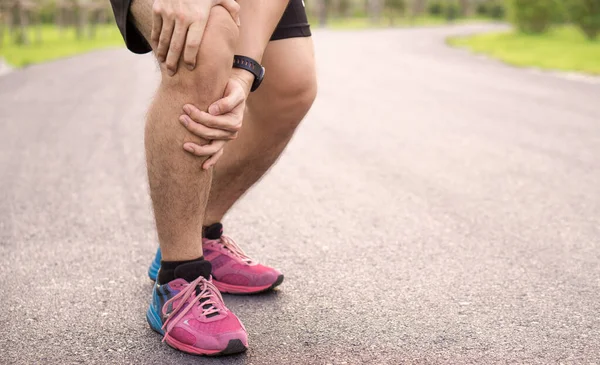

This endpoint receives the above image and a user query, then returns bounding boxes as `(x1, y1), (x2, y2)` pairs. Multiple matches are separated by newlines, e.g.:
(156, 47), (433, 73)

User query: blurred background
(0, 0), (599, 73)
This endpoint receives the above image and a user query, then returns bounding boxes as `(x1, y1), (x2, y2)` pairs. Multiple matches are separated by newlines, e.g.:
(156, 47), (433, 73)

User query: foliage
(428, 1), (444, 15)
(385, 0), (407, 13)
(476, 1), (506, 18)
(507, 0), (558, 34)
(338, 0), (353, 17)
(445, 0), (461, 20)
(566, 0), (600, 40)
(489, 2), (506, 18)
(427, 0), (462, 20)
(385, 0), (406, 24)
(476, 2), (489, 15)
(38, 0), (58, 24)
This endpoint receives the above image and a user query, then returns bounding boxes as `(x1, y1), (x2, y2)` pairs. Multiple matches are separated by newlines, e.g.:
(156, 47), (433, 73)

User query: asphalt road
(1, 24), (599, 364)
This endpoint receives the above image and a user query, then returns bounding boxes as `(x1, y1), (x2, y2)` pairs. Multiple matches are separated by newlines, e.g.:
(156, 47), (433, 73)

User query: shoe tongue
(173, 260), (212, 282)
(204, 223), (223, 240)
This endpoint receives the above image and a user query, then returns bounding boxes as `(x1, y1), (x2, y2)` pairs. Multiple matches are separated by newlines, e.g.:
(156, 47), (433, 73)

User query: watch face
(259, 66), (266, 81)
(251, 65), (265, 92)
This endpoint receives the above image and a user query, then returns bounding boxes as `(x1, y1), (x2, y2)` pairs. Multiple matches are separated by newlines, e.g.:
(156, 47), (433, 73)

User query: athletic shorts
(109, 0), (312, 54)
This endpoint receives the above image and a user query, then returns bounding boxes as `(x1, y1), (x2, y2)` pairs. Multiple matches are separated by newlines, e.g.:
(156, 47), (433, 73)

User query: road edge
(0, 57), (13, 77)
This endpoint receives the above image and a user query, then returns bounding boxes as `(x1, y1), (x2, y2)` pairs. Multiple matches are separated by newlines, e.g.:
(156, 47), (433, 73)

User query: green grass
(0, 24), (125, 67)
(448, 26), (600, 75)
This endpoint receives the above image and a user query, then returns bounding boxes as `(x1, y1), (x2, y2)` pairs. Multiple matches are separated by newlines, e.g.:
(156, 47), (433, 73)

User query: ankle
(203, 223), (224, 240)
(157, 256), (209, 284)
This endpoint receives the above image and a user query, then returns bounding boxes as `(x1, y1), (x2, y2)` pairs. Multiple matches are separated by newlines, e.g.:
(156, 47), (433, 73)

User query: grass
(0, 24), (125, 67)
(448, 25), (600, 75)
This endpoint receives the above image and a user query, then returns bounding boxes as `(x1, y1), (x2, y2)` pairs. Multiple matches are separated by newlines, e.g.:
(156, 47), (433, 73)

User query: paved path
(1, 24), (599, 364)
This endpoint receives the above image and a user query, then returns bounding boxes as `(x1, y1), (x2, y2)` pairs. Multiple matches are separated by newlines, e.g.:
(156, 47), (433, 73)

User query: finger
(203, 148), (224, 170)
(214, 0), (241, 26)
(208, 83), (245, 115)
(188, 109), (241, 132)
(183, 140), (227, 157)
(182, 21), (205, 71)
(165, 22), (188, 76)
(179, 115), (237, 140)
(184, 104), (242, 132)
(156, 17), (175, 63)
(150, 4), (163, 49)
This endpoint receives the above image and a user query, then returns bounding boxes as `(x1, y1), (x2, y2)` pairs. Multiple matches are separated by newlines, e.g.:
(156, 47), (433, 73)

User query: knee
(287, 73), (318, 120)
(160, 6), (239, 93)
(279, 70), (317, 117)
(257, 70), (317, 134)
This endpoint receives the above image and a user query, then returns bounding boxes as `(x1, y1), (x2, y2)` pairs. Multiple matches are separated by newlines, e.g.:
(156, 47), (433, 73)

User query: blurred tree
(507, 0), (557, 34)
(1, 0), (111, 46)
(428, 0), (462, 21)
(368, 0), (384, 23)
(0, 3), (6, 48)
(428, 0), (444, 15)
(12, 0), (32, 45)
(475, 0), (505, 19)
(488, 1), (505, 19)
(55, 0), (74, 34)
(411, 0), (427, 16)
(317, 0), (330, 26)
(338, 0), (352, 17)
(459, 0), (469, 16)
(37, 0), (57, 23)
(56, 0), (109, 39)
(75, 0), (87, 39)
(567, 0), (600, 40)
(476, 1), (488, 15)
(55, 0), (85, 38)
(445, 0), (460, 20)
(87, 0), (108, 38)
(385, 0), (406, 25)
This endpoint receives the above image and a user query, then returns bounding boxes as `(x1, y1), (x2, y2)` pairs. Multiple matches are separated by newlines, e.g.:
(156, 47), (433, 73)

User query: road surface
(1, 24), (599, 364)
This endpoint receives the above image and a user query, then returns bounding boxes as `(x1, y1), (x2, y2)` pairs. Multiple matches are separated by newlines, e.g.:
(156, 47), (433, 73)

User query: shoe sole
(146, 305), (247, 356)
(166, 336), (247, 356)
(214, 274), (284, 294)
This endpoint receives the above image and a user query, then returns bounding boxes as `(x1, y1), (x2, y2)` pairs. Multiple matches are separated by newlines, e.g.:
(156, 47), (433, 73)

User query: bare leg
(130, 0), (239, 260)
(204, 37), (317, 225)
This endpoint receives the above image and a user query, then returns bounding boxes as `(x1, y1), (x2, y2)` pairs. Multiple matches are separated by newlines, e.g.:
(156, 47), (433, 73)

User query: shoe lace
(161, 276), (224, 341)
(219, 235), (254, 264)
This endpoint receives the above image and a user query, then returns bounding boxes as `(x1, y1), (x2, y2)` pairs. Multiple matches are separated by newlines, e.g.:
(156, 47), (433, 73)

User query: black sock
(157, 256), (212, 284)
(203, 223), (224, 240)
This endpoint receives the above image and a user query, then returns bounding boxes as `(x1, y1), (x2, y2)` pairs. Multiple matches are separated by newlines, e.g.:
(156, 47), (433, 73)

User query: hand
(151, 0), (241, 76)
(179, 75), (250, 169)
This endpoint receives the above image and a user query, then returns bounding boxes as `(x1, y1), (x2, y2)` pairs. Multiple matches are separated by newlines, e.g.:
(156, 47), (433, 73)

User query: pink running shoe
(146, 261), (248, 356)
(202, 223), (284, 294)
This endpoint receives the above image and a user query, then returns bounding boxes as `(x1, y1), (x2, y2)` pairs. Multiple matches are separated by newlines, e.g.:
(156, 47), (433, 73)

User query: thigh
(252, 0), (314, 100)
(108, 0), (153, 54)
(249, 36), (316, 104)
(129, 0), (155, 45)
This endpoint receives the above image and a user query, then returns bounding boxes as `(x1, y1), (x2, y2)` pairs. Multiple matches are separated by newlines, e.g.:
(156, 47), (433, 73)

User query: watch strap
(232, 55), (264, 92)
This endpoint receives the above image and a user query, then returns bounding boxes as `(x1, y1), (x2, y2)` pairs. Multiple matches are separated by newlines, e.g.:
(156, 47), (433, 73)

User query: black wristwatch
(232, 55), (265, 92)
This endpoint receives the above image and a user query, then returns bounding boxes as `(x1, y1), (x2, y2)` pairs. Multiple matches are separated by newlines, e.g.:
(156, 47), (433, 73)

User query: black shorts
(109, 0), (312, 54)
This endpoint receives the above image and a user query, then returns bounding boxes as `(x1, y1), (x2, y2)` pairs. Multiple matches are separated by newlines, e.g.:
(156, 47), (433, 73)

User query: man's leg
(204, 37), (317, 224)
(146, 36), (317, 293)
(129, 0), (238, 261)
(129, 0), (249, 356)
